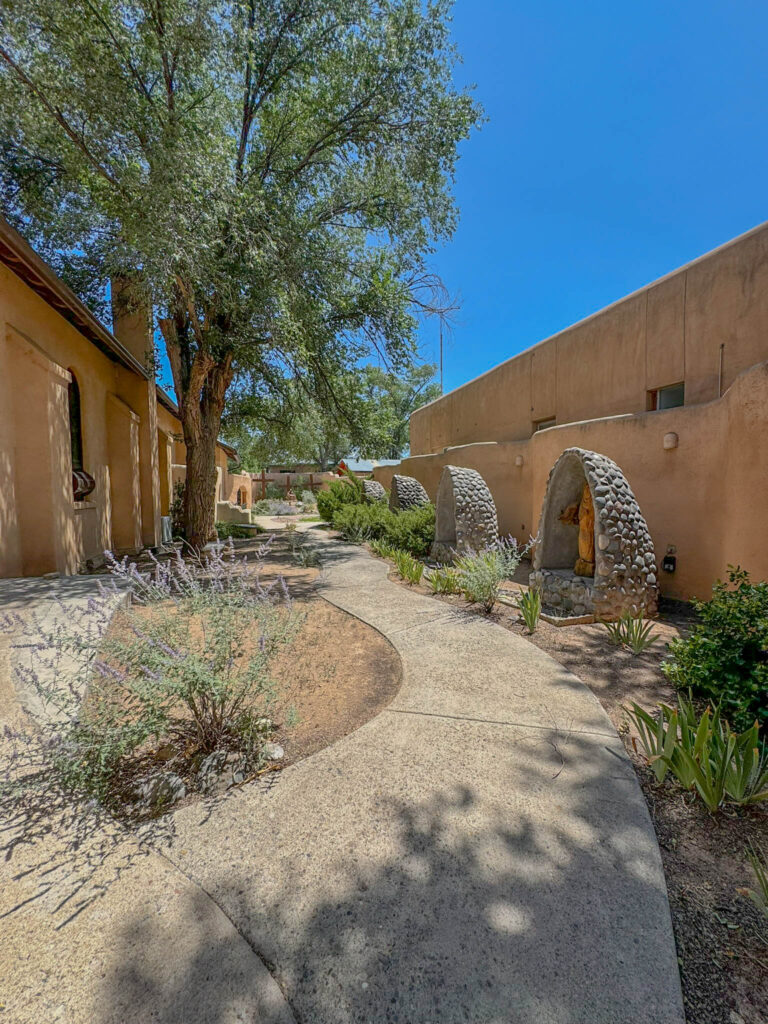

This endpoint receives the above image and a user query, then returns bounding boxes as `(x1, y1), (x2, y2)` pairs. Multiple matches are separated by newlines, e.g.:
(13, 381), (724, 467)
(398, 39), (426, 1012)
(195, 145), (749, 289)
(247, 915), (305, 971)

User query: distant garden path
(162, 533), (685, 1024)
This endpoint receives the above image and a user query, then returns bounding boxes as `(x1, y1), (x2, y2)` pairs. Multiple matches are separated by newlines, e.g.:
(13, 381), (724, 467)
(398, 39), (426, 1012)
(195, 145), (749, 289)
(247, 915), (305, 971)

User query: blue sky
(419, 0), (768, 393)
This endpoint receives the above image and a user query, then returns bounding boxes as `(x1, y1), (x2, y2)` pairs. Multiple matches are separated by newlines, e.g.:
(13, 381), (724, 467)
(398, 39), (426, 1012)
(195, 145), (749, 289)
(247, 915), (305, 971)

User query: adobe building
(0, 216), (251, 578)
(374, 221), (768, 601)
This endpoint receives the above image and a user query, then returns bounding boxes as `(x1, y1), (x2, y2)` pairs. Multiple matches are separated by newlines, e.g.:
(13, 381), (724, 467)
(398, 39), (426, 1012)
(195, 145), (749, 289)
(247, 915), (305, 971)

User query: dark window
(647, 382), (685, 411)
(533, 417), (556, 433)
(68, 373), (83, 471)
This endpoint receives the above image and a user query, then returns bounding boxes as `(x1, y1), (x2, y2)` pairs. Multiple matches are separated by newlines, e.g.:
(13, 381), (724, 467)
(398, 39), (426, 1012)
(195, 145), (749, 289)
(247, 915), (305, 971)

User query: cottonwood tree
(223, 361), (440, 469)
(0, 0), (480, 547)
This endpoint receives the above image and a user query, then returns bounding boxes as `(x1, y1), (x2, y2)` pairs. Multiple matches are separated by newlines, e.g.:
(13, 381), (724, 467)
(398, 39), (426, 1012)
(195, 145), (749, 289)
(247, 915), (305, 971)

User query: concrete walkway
(0, 539), (684, 1023)
(161, 535), (685, 1024)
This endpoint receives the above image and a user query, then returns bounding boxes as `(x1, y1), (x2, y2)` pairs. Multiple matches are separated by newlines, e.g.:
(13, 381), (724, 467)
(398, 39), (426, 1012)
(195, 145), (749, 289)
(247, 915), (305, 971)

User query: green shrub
(492, 536), (527, 580)
(265, 481), (287, 499)
(253, 498), (294, 516)
(317, 477), (364, 522)
(332, 501), (435, 558)
(170, 479), (185, 539)
(663, 566), (768, 731)
(3, 542), (298, 810)
(517, 587), (542, 634)
(428, 566), (460, 594)
(216, 521), (263, 540)
(393, 549), (424, 585)
(385, 504), (435, 557)
(603, 612), (657, 655)
(454, 548), (508, 612)
(299, 489), (316, 508)
(370, 538), (396, 560)
(626, 692), (768, 811)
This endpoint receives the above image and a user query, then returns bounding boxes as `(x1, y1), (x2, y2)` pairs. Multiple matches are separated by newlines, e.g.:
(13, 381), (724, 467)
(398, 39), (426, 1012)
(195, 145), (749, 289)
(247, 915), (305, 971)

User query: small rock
(195, 749), (228, 792)
(139, 772), (186, 810)
(263, 741), (285, 761)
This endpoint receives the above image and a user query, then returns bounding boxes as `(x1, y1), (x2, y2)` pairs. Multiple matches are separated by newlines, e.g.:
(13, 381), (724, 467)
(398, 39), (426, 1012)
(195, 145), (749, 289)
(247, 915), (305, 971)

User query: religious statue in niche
(558, 482), (595, 577)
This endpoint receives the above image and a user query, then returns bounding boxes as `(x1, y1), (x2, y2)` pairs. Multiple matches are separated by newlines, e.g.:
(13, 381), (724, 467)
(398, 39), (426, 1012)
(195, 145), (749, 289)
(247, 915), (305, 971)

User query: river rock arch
(362, 479), (387, 504)
(431, 465), (499, 562)
(389, 474), (429, 512)
(530, 447), (658, 621)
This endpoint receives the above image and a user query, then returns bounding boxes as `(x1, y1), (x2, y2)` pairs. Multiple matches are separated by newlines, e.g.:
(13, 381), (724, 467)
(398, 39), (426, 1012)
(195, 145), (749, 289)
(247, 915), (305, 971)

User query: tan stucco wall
(411, 221), (768, 455)
(0, 263), (160, 576)
(375, 360), (768, 602)
(158, 401), (249, 513)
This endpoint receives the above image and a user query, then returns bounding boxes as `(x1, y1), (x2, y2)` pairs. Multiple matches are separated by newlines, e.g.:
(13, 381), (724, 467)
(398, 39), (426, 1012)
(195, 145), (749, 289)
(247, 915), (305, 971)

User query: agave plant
(746, 844), (768, 916)
(393, 549), (424, 585)
(626, 692), (768, 811)
(428, 566), (460, 595)
(603, 611), (657, 654)
(516, 587), (542, 634)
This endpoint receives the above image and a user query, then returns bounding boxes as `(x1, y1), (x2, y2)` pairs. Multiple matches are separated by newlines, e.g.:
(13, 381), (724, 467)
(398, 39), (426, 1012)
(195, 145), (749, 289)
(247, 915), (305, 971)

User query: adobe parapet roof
(0, 215), (149, 379)
(414, 217), (768, 415)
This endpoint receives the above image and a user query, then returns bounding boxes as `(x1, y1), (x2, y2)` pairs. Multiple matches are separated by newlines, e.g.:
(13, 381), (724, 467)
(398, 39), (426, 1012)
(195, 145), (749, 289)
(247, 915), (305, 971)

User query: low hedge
(332, 501), (435, 558)
(317, 477), (364, 522)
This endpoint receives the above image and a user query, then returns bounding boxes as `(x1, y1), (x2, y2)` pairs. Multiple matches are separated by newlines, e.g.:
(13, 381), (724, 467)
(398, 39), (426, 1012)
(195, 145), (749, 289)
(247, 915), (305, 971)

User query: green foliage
(1, 1), (481, 542)
(225, 363), (442, 470)
(331, 501), (435, 557)
(300, 490), (316, 508)
(626, 692), (768, 811)
(265, 483), (287, 500)
(317, 477), (365, 523)
(5, 542), (297, 809)
(746, 844), (768, 917)
(215, 522), (262, 540)
(663, 566), (768, 731)
(370, 538), (396, 560)
(393, 549), (424, 585)
(453, 540), (526, 612)
(428, 566), (460, 595)
(603, 612), (657, 655)
(383, 504), (435, 558)
(454, 550), (502, 611)
(253, 498), (294, 516)
(517, 587), (542, 634)
(286, 529), (321, 569)
(170, 480), (186, 540)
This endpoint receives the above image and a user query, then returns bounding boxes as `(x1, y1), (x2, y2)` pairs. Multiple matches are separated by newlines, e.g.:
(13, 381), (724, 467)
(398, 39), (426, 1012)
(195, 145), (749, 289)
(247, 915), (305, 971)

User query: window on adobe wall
(533, 417), (556, 433)
(68, 373), (84, 471)
(647, 382), (685, 411)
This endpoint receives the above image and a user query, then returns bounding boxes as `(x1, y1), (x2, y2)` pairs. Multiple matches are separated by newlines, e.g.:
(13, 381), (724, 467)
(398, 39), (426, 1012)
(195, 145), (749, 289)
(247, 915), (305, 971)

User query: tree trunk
(182, 412), (221, 550)
(160, 306), (234, 551)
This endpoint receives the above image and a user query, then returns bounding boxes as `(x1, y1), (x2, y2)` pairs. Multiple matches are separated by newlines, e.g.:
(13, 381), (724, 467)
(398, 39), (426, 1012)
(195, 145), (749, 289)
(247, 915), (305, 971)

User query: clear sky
(420, 0), (768, 393)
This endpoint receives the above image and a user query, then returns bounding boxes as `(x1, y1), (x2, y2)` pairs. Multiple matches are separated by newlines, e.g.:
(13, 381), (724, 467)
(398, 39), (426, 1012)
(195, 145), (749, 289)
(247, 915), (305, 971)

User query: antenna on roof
(439, 321), (444, 394)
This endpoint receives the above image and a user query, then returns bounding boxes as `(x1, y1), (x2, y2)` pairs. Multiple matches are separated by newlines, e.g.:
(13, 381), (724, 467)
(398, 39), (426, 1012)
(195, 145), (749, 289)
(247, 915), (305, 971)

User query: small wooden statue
(558, 482), (595, 577)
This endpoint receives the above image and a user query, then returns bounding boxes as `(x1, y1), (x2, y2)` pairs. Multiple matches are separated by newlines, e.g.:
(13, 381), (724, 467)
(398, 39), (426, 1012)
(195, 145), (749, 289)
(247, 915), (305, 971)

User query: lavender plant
(454, 537), (530, 612)
(2, 539), (298, 811)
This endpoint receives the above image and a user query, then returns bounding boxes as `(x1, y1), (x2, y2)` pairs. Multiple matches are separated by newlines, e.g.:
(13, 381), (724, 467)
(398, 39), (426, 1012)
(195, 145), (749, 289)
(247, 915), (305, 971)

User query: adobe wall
(410, 221), (768, 455)
(0, 263), (158, 577)
(375, 360), (768, 601)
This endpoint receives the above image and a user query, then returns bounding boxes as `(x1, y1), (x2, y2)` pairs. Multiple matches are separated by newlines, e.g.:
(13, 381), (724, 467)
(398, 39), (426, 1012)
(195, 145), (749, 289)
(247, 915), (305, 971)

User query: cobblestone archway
(431, 465), (498, 562)
(362, 479), (387, 504)
(389, 474), (429, 512)
(531, 447), (658, 621)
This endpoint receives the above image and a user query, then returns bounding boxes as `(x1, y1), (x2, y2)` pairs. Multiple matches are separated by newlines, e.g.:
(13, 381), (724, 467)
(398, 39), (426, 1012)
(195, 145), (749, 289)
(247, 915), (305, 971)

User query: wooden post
(286, 474), (291, 497)
(261, 469), (266, 499)
(309, 472), (314, 493)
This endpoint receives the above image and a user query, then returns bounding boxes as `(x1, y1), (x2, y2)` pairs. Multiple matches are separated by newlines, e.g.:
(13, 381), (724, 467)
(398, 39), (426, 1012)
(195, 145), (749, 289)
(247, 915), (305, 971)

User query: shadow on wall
(90, 728), (682, 1024)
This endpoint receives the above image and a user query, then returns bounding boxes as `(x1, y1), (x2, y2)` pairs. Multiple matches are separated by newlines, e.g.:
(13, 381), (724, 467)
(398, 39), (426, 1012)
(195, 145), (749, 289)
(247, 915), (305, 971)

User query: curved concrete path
(161, 536), (685, 1024)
